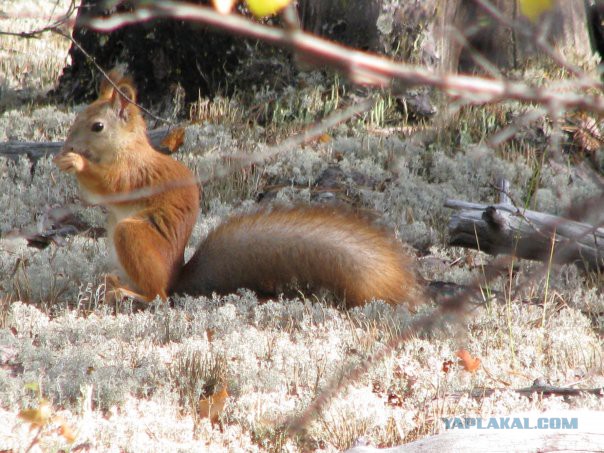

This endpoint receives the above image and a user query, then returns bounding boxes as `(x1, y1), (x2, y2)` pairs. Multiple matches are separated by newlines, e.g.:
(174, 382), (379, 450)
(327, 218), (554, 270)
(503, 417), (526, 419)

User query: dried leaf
(160, 127), (186, 153)
(206, 329), (215, 343)
(18, 400), (52, 428)
(442, 359), (454, 373)
(456, 349), (481, 373)
(318, 133), (331, 143)
(199, 386), (228, 424)
(58, 420), (77, 443)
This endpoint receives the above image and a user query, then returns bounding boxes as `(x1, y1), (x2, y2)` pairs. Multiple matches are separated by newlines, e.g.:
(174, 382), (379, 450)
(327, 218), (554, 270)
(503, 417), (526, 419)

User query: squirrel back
(173, 206), (418, 307)
(55, 68), (419, 308)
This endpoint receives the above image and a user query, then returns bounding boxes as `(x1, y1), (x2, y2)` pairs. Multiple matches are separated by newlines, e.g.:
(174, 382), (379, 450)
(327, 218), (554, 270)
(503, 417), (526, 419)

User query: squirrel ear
(110, 83), (137, 119)
(99, 68), (126, 100)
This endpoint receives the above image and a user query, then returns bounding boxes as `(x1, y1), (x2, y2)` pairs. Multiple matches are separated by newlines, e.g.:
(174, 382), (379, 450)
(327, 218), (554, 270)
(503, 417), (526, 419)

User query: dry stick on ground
(80, 0), (604, 114)
(464, 384), (604, 399)
(446, 199), (604, 271)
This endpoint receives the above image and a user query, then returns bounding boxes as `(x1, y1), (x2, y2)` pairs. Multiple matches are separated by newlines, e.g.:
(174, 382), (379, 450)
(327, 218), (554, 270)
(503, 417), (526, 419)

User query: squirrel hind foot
(104, 274), (167, 307)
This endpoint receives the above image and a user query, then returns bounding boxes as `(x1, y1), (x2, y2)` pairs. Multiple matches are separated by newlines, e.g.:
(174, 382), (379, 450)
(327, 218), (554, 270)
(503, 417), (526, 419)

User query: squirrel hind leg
(104, 274), (160, 306)
(113, 218), (175, 302)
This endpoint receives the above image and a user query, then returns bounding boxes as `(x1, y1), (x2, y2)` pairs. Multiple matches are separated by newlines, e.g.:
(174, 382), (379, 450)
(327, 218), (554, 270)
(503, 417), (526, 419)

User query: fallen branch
(446, 199), (604, 271)
(463, 384), (604, 399)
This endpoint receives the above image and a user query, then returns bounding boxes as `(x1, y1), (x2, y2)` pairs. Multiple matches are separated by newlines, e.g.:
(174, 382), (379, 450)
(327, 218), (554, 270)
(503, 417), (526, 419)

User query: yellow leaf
(199, 386), (228, 424)
(23, 382), (40, 393)
(519, 0), (554, 22)
(213, 0), (237, 15)
(245, 0), (292, 18)
(18, 400), (52, 428)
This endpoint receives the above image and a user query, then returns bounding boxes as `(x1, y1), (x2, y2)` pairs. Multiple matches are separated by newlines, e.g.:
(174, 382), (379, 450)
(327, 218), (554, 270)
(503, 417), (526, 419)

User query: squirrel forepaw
(54, 152), (86, 173)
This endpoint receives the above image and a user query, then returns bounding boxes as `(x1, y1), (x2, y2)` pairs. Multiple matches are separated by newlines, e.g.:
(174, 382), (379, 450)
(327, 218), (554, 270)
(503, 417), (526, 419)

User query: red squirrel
(54, 70), (419, 308)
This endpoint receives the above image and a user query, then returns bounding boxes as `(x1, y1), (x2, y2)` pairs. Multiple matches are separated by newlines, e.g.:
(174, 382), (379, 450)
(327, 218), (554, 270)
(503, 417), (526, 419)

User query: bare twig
(51, 29), (174, 126)
(78, 1), (604, 113)
(0, 0), (77, 38)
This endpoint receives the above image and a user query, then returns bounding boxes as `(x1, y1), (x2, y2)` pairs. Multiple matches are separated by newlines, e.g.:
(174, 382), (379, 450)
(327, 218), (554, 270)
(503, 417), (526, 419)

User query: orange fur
(55, 73), (199, 302)
(174, 206), (419, 307)
(55, 70), (420, 307)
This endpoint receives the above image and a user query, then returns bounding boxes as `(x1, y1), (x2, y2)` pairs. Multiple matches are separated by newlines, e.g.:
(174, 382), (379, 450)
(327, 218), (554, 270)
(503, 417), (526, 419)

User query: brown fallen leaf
(206, 329), (215, 343)
(54, 415), (77, 443)
(456, 349), (481, 373)
(199, 386), (228, 424)
(318, 133), (331, 143)
(442, 359), (454, 373)
(18, 399), (52, 429)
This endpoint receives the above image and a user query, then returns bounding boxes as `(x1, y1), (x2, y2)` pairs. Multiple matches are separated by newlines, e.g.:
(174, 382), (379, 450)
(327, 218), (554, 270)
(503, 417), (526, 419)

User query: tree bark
(435, 0), (595, 73)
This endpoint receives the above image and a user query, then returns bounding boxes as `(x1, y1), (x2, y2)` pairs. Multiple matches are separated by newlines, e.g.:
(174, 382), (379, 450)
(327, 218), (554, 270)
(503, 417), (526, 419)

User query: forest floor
(1, 1), (603, 452)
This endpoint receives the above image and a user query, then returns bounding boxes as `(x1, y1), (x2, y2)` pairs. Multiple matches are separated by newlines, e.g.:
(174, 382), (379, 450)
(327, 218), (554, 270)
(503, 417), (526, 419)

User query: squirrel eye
(91, 122), (104, 132)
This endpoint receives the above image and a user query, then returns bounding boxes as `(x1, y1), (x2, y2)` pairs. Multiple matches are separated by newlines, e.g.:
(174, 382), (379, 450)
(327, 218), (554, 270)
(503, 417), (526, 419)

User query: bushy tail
(172, 206), (419, 307)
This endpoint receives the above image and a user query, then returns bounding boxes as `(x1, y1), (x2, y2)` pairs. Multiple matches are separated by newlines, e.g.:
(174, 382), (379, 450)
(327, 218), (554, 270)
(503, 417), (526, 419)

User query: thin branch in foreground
(0, 0), (77, 38)
(51, 29), (174, 126)
(79, 1), (604, 114)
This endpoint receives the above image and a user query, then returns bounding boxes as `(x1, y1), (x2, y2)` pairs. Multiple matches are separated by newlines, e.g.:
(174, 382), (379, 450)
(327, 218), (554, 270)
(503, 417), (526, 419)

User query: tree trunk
(434, 0), (596, 73)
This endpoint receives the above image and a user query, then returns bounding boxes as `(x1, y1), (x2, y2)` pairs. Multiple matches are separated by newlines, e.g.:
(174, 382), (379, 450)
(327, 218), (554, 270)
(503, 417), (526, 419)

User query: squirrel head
(61, 68), (148, 164)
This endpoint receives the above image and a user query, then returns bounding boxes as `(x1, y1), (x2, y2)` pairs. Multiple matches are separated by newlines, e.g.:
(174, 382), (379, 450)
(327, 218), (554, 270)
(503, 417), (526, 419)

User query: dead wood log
(463, 384), (604, 400)
(0, 127), (171, 161)
(445, 198), (604, 271)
